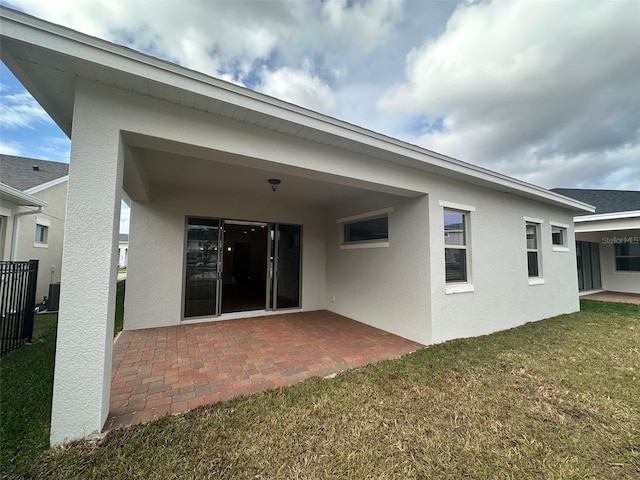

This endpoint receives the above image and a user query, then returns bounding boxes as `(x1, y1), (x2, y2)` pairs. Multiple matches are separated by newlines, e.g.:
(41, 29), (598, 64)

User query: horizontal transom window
(343, 216), (388, 243)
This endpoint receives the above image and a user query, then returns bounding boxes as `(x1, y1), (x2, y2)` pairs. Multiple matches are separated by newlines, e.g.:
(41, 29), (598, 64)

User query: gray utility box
(47, 282), (61, 312)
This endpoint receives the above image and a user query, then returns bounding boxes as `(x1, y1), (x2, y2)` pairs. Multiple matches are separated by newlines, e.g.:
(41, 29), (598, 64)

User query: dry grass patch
(3, 300), (639, 479)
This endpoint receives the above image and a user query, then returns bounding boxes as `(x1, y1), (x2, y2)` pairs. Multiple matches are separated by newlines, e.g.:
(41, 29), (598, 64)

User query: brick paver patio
(581, 291), (640, 304)
(105, 310), (423, 431)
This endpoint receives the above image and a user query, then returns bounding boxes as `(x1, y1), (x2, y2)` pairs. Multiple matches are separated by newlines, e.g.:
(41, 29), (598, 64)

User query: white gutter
(574, 210), (640, 222)
(0, 182), (48, 207)
(10, 205), (43, 260)
(0, 183), (49, 261)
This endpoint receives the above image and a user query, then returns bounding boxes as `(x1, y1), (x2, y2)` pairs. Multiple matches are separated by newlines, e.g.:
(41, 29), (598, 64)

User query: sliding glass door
(184, 218), (301, 319)
(273, 224), (302, 310)
(184, 218), (222, 318)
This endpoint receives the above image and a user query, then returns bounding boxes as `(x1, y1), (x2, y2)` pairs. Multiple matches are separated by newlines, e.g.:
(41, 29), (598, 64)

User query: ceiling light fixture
(268, 178), (281, 192)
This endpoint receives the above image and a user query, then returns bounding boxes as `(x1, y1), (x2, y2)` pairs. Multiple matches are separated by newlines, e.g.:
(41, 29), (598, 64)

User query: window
(615, 243), (640, 272)
(551, 226), (566, 246)
(34, 218), (50, 247)
(550, 223), (569, 252)
(337, 207), (392, 249)
(526, 222), (540, 277)
(444, 209), (468, 283)
(343, 216), (388, 243)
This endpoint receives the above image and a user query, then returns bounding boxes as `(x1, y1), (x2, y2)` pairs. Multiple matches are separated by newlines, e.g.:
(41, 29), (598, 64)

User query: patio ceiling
(123, 134), (423, 207)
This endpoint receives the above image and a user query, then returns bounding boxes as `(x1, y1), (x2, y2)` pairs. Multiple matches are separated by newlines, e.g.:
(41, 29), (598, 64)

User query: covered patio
(106, 310), (423, 430)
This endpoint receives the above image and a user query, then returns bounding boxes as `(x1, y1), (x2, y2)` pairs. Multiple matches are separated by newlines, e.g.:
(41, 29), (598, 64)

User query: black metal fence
(0, 260), (39, 357)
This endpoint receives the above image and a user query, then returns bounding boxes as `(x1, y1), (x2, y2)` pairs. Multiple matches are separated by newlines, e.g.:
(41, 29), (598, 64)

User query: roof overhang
(574, 210), (640, 233)
(574, 210), (640, 223)
(0, 6), (595, 214)
(0, 182), (48, 207)
(23, 175), (69, 195)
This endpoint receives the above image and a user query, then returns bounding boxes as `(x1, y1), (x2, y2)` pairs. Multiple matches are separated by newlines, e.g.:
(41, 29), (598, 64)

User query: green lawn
(1, 300), (638, 479)
(0, 313), (57, 472)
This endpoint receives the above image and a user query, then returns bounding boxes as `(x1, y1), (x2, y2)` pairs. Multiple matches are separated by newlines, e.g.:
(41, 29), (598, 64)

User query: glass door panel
(274, 224), (301, 309)
(184, 218), (221, 318)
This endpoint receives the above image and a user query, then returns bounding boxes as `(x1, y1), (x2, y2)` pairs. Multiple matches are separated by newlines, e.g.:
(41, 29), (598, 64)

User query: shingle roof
(0, 154), (69, 191)
(551, 188), (640, 216)
(119, 234), (129, 242)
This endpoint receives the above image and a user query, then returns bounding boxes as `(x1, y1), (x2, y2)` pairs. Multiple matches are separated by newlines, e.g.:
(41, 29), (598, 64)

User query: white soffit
(0, 7), (594, 214)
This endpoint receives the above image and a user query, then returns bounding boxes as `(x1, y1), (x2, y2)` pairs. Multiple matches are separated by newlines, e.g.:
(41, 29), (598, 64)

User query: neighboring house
(0, 8), (594, 445)
(0, 154), (69, 304)
(118, 233), (128, 268)
(551, 189), (640, 294)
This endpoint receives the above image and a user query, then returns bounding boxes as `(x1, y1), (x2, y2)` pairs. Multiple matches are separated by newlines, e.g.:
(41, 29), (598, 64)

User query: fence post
(22, 259), (39, 343)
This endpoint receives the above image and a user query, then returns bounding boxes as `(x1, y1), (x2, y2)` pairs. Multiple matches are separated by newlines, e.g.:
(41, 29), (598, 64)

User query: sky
(1, 0), (639, 233)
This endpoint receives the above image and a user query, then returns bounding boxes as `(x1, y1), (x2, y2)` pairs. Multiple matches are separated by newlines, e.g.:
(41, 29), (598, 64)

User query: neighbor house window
(615, 243), (640, 272)
(526, 222), (540, 277)
(444, 209), (468, 283)
(34, 218), (50, 247)
(337, 207), (393, 249)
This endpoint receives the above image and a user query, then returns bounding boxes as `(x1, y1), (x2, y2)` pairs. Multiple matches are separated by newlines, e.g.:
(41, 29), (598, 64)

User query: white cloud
(0, 89), (51, 128)
(258, 65), (339, 115)
(379, 1), (640, 189)
(0, 140), (22, 156)
(4, 0), (638, 191)
(40, 137), (71, 163)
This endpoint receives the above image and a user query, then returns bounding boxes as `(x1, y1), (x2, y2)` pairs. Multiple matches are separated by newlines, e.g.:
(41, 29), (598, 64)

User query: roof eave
(23, 175), (69, 195)
(0, 6), (594, 214)
(575, 210), (640, 222)
(0, 183), (49, 207)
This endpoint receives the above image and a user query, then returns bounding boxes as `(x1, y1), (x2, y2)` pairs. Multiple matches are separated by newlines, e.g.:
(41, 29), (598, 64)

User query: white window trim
(614, 243), (640, 273)
(550, 222), (569, 252)
(338, 207), (392, 250)
(526, 221), (543, 282)
(0, 206), (11, 217)
(446, 283), (475, 295)
(36, 217), (51, 227)
(439, 200), (476, 212)
(443, 206), (474, 289)
(341, 241), (389, 250)
(34, 219), (50, 248)
(336, 207), (394, 224)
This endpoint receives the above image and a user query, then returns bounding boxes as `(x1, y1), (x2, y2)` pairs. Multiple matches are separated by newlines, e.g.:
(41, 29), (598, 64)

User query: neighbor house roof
(119, 234), (129, 243)
(1, 154), (69, 191)
(551, 188), (640, 216)
(0, 7), (594, 214)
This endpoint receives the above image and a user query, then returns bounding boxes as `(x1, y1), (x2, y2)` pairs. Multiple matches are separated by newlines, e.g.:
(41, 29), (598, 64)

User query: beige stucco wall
(4, 182), (67, 302)
(1, 201), (17, 261)
(326, 193), (431, 344)
(326, 172), (581, 346)
(426, 177), (580, 344)
(51, 77), (585, 445)
(124, 185), (327, 330)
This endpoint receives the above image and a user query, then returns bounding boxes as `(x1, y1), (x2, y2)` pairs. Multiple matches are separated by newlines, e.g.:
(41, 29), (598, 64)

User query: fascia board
(23, 175), (69, 195)
(0, 7), (595, 214)
(575, 210), (640, 222)
(0, 183), (48, 207)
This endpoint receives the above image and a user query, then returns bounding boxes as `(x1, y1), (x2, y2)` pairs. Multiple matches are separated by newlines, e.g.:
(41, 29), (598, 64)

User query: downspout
(10, 206), (44, 261)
